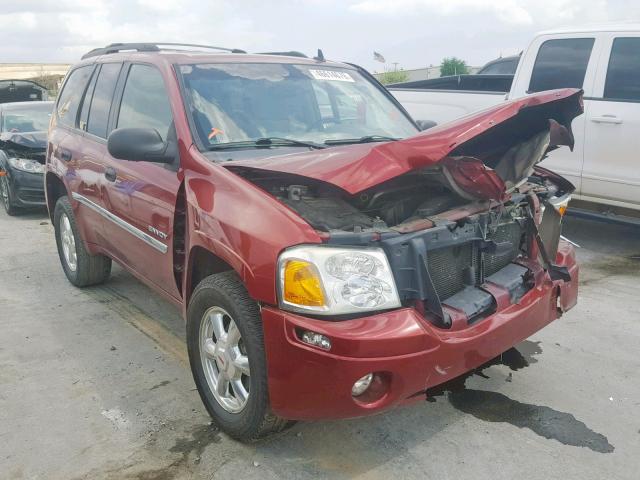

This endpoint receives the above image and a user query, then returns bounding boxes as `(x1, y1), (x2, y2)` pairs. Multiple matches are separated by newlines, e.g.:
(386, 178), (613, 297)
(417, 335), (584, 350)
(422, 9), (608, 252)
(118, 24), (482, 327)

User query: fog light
(300, 330), (331, 351)
(352, 373), (374, 396)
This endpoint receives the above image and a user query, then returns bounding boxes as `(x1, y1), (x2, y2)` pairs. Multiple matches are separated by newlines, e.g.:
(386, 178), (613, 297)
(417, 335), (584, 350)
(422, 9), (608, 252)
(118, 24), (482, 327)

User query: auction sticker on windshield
(309, 69), (355, 82)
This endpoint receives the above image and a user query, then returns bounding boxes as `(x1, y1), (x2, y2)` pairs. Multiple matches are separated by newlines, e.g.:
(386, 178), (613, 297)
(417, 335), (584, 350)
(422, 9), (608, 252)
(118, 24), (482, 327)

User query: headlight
(8, 157), (45, 174)
(278, 245), (401, 315)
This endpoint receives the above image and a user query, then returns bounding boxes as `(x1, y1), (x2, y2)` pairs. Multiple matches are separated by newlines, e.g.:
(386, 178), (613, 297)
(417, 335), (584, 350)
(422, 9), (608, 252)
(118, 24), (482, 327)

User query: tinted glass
(478, 58), (519, 75)
(180, 63), (418, 149)
(87, 63), (122, 137)
(604, 37), (640, 101)
(117, 64), (172, 140)
(57, 65), (93, 128)
(529, 38), (594, 93)
(1, 103), (52, 132)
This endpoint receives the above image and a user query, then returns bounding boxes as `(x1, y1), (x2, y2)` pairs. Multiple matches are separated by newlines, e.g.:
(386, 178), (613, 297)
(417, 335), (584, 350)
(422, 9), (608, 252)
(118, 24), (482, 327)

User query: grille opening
(424, 221), (524, 309)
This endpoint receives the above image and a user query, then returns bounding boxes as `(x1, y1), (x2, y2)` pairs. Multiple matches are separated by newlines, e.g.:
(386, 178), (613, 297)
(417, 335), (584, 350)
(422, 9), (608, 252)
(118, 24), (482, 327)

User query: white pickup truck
(390, 25), (640, 217)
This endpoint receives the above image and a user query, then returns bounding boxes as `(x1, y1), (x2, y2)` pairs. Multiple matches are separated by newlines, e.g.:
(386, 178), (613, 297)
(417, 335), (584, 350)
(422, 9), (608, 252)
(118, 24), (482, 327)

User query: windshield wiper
(324, 135), (400, 146)
(207, 137), (326, 151)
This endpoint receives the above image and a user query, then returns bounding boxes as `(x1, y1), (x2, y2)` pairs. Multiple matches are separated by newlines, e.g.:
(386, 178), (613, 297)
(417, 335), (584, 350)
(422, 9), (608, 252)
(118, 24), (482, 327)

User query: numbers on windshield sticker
(309, 69), (355, 82)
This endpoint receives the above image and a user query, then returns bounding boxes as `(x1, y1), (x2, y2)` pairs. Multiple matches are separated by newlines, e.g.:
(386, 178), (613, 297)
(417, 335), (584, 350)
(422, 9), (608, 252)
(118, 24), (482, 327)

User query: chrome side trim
(71, 192), (168, 254)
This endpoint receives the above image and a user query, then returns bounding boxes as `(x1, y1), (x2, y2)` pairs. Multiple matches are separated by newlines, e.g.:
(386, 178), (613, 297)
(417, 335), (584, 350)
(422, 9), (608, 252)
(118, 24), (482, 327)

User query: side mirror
(107, 127), (176, 163)
(416, 119), (437, 131)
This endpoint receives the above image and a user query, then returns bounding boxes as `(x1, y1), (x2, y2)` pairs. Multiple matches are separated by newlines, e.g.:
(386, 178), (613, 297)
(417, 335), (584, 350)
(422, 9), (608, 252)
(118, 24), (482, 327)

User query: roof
(537, 23), (640, 36)
(76, 44), (352, 70)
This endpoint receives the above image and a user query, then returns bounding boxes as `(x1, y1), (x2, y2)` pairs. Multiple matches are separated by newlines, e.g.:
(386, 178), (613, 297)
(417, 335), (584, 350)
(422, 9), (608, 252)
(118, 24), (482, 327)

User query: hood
(0, 131), (47, 152)
(225, 88), (582, 199)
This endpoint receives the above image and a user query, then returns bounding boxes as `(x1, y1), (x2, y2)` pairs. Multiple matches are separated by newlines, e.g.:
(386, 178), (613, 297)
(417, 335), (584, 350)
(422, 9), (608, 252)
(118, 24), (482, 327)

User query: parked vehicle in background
(476, 55), (520, 75)
(387, 54), (520, 95)
(0, 80), (49, 103)
(391, 25), (640, 216)
(46, 43), (579, 441)
(0, 101), (52, 215)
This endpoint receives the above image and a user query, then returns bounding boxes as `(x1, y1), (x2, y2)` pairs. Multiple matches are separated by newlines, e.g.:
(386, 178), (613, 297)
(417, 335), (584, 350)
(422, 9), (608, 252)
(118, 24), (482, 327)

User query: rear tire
(0, 175), (18, 216)
(187, 271), (293, 441)
(54, 196), (111, 287)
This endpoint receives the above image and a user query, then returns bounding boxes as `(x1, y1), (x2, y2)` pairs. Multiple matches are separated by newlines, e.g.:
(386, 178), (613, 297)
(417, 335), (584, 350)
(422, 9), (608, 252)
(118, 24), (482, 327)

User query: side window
(117, 64), (173, 140)
(604, 37), (640, 102)
(56, 65), (94, 128)
(86, 63), (122, 138)
(529, 38), (595, 93)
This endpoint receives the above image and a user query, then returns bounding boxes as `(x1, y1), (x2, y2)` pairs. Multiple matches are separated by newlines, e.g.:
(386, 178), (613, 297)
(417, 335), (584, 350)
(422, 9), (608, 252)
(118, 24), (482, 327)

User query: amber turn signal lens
(557, 205), (567, 216)
(283, 260), (326, 307)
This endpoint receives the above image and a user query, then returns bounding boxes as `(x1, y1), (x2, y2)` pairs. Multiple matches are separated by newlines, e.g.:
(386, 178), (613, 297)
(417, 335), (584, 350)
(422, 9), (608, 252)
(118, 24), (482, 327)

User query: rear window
(604, 37), (640, 102)
(86, 63), (122, 138)
(529, 38), (595, 93)
(56, 65), (94, 128)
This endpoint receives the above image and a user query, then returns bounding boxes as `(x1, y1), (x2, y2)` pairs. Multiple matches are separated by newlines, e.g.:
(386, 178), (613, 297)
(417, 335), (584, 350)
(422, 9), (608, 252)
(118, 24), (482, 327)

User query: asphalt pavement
(1, 207), (639, 479)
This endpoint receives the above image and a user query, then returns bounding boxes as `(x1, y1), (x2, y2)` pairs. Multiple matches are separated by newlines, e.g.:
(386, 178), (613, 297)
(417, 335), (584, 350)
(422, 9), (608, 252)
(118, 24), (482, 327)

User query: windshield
(1, 104), (52, 133)
(179, 63), (418, 149)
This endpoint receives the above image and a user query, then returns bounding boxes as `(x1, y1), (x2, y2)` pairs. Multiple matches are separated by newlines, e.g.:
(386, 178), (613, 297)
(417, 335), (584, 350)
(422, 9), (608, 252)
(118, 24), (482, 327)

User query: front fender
(184, 156), (322, 306)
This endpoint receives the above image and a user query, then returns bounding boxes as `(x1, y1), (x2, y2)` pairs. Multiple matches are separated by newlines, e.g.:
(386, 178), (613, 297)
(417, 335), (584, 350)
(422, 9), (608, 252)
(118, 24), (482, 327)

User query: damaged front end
(227, 89), (582, 327)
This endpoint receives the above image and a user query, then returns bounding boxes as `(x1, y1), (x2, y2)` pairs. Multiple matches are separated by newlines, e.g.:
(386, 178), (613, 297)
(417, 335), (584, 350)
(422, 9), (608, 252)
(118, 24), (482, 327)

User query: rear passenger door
(582, 34), (640, 208)
(100, 63), (181, 299)
(50, 64), (104, 245)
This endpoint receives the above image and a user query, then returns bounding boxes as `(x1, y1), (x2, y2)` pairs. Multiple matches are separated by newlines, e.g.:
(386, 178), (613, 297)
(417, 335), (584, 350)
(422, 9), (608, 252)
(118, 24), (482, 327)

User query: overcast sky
(1, 0), (639, 71)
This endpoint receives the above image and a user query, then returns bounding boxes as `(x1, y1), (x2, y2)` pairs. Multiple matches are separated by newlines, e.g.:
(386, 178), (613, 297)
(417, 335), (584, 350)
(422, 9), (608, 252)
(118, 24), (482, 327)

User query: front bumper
(262, 241), (578, 420)
(5, 168), (45, 207)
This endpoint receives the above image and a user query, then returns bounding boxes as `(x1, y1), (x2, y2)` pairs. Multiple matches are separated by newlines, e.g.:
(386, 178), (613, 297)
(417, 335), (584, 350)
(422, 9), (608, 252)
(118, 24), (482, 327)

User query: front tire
(0, 174), (18, 216)
(187, 271), (292, 441)
(54, 196), (111, 287)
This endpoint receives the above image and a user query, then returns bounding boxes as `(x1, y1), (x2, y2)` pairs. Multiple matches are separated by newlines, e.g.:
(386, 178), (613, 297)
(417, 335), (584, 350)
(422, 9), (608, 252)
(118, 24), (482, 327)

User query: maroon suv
(46, 43), (580, 441)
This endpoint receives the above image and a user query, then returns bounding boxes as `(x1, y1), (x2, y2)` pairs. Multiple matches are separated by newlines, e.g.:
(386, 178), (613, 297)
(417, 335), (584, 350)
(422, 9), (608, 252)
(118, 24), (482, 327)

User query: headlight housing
(8, 157), (45, 174)
(549, 193), (571, 217)
(278, 245), (401, 315)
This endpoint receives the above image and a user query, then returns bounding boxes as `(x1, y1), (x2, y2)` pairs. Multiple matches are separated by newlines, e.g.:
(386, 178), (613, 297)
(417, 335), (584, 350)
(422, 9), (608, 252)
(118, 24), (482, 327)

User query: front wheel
(0, 174), (18, 216)
(187, 271), (292, 441)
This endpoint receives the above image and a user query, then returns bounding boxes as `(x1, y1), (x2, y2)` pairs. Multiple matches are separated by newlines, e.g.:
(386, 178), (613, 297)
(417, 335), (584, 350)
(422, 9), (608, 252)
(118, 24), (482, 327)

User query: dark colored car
(0, 101), (53, 215)
(46, 43), (580, 441)
(0, 80), (49, 103)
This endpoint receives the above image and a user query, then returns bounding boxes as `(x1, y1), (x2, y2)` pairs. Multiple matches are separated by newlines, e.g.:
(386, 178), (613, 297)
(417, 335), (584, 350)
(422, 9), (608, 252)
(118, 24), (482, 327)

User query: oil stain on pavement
(449, 389), (614, 453)
(427, 341), (615, 454)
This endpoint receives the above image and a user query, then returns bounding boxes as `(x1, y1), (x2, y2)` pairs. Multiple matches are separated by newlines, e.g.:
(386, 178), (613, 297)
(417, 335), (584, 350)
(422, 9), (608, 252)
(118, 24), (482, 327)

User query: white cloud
(0, 0), (637, 70)
(351, 0), (534, 24)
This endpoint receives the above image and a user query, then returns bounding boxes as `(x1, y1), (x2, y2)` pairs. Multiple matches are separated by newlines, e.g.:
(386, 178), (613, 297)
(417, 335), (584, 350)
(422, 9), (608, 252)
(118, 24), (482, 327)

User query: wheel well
(187, 246), (234, 302)
(45, 173), (67, 221)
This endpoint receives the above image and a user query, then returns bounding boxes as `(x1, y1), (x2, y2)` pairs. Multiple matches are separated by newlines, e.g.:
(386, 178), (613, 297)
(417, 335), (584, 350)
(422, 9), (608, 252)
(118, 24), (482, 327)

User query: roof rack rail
(257, 51), (308, 58)
(81, 42), (246, 60)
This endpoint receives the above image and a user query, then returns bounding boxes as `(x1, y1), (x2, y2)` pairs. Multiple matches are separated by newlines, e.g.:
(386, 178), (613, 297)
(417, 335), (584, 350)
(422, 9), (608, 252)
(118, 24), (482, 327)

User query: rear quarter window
(528, 38), (595, 93)
(604, 37), (640, 102)
(56, 65), (94, 128)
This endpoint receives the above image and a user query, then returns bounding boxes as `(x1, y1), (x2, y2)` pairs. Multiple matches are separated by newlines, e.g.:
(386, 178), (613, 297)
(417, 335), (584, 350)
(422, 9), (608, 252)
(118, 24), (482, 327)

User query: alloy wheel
(199, 306), (251, 413)
(60, 213), (78, 272)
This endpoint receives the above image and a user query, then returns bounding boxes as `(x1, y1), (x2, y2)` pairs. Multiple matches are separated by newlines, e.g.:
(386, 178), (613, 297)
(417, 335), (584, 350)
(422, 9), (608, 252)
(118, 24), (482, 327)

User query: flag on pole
(373, 51), (386, 63)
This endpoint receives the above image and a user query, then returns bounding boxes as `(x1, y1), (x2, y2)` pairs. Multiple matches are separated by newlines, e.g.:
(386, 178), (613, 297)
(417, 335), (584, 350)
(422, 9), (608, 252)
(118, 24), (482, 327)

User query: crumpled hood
(0, 131), (47, 151)
(225, 88), (582, 197)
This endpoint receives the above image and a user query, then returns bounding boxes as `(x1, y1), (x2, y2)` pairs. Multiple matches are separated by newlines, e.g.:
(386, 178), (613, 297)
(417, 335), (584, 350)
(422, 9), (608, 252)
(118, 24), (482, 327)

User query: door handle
(591, 115), (623, 124)
(58, 147), (72, 162)
(104, 167), (117, 182)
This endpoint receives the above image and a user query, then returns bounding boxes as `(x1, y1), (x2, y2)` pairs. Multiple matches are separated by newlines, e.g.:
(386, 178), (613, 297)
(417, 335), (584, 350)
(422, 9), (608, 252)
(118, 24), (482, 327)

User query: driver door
(100, 63), (182, 299)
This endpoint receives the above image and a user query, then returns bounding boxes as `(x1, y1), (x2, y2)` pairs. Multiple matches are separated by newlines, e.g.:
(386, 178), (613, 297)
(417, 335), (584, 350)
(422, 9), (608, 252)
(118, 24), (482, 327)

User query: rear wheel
(187, 271), (292, 441)
(54, 196), (111, 287)
(0, 174), (18, 216)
